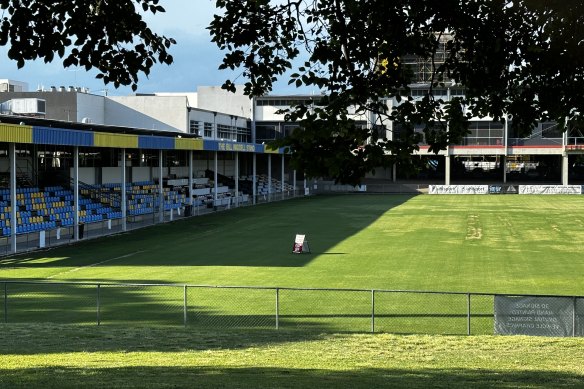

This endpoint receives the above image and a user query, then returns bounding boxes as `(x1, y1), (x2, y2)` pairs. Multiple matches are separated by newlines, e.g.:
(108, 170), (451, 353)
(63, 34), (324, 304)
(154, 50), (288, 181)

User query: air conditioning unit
(10, 98), (46, 115)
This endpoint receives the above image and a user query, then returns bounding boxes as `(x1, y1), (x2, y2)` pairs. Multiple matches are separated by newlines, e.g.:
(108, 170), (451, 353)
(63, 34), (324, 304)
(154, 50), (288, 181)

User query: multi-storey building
(1, 78), (583, 186)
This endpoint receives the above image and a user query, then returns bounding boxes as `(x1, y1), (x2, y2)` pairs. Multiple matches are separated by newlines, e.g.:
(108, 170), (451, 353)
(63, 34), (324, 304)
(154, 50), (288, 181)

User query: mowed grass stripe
(2, 194), (584, 295)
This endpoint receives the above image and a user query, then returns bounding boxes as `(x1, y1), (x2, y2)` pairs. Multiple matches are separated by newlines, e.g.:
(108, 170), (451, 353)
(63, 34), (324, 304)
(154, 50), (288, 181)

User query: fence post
(3, 282), (7, 324)
(275, 288), (280, 330)
(467, 293), (471, 336)
(573, 296), (577, 337)
(96, 284), (101, 326)
(184, 285), (188, 327)
(371, 290), (376, 334)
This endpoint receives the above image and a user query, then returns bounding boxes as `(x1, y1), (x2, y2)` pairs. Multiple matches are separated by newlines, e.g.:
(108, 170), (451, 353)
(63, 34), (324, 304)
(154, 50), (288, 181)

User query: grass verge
(1, 324), (584, 388)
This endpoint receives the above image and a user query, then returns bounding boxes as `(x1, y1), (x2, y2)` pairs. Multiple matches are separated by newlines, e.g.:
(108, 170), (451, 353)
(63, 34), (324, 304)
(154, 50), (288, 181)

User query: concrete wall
(106, 95), (188, 132)
(254, 105), (282, 121)
(102, 167), (122, 184)
(132, 167), (151, 182)
(76, 93), (106, 124)
(196, 86), (251, 118)
(67, 167), (96, 185)
(78, 167), (96, 185)
(151, 166), (170, 180)
(154, 92), (198, 108)
(0, 91), (77, 121)
(169, 161), (240, 179)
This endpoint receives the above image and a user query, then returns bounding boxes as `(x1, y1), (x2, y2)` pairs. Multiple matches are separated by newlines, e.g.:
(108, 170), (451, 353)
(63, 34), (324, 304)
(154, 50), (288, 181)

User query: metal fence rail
(0, 190), (304, 257)
(2, 281), (583, 336)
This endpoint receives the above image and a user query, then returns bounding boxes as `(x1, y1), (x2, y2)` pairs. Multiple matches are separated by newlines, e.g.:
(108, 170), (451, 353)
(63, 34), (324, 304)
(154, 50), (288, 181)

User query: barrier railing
(0, 189), (304, 256)
(1, 281), (582, 337)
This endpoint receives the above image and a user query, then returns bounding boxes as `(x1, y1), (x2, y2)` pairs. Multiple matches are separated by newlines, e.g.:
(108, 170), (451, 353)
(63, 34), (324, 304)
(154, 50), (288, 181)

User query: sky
(0, 1), (297, 96)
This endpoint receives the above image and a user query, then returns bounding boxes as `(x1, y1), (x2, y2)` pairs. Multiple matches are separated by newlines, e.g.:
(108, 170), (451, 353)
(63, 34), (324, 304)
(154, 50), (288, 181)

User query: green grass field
(2, 194), (584, 333)
(3, 194), (584, 293)
(2, 324), (584, 388)
(3, 194), (584, 387)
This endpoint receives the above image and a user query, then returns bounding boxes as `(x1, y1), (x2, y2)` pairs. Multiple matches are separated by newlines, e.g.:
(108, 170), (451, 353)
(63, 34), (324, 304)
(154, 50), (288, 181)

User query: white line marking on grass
(46, 250), (146, 279)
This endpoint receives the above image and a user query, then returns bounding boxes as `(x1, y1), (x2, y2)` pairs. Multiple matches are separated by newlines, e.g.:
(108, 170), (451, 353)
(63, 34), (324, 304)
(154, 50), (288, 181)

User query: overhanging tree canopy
(0, 0), (175, 91)
(210, 0), (584, 184)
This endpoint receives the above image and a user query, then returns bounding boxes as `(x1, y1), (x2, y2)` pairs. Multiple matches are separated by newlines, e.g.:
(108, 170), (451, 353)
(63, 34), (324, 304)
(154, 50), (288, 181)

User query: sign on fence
(428, 185), (489, 194)
(488, 185), (518, 194)
(430, 184), (582, 195)
(519, 185), (582, 195)
(494, 296), (575, 337)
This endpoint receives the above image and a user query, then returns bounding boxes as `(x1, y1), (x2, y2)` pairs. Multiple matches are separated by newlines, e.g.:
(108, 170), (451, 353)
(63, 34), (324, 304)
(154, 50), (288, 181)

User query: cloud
(136, 34), (241, 93)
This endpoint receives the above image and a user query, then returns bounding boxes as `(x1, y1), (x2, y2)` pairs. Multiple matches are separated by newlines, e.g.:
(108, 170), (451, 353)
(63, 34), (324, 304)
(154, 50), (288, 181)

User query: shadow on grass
(0, 194), (416, 269)
(0, 325), (333, 354)
(0, 365), (580, 388)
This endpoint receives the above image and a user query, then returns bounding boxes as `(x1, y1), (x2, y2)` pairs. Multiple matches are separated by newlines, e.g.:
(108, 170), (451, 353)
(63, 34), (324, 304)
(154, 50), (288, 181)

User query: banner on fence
(494, 296), (575, 337)
(428, 185), (489, 195)
(488, 185), (519, 194)
(518, 185), (582, 195)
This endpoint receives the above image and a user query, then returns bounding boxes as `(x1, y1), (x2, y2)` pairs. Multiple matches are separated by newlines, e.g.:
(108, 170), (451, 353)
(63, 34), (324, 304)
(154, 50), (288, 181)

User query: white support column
(293, 170), (297, 195)
(213, 151), (218, 206)
(252, 153), (257, 204)
(562, 153), (569, 186)
(121, 148), (127, 232)
(235, 151), (239, 207)
(445, 86), (452, 186)
(445, 155), (451, 186)
(281, 154), (285, 196)
(9, 143), (17, 253)
(251, 97), (257, 144)
(562, 124), (569, 186)
(74, 146), (80, 240)
(213, 113), (218, 140)
(188, 150), (194, 206)
(504, 113), (509, 184)
(268, 154), (272, 200)
(159, 149), (164, 223)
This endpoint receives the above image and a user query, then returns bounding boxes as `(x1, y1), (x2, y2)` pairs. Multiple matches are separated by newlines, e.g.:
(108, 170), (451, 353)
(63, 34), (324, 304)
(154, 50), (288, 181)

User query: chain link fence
(1, 281), (583, 336)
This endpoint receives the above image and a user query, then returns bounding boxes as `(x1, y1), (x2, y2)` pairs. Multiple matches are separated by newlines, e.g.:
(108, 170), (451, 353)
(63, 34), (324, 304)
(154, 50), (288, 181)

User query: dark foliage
(210, 0), (584, 184)
(0, 0), (176, 91)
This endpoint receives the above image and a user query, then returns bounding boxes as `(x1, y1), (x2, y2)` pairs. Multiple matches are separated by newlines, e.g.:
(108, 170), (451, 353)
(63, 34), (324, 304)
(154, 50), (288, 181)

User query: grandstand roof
(0, 114), (200, 139)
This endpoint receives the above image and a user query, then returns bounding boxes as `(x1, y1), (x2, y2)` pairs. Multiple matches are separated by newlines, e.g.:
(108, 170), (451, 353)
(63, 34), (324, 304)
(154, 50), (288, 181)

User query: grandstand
(0, 112), (298, 254)
(0, 182), (190, 237)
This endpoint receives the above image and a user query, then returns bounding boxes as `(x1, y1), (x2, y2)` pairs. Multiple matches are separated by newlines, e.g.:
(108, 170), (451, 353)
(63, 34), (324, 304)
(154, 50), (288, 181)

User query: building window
(464, 121), (504, 146)
(217, 124), (233, 140)
(189, 120), (202, 136)
(237, 126), (251, 143)
(256, 98), (320, 107)
(204, 122), (213, 138)
(256, 125), (278, 142)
